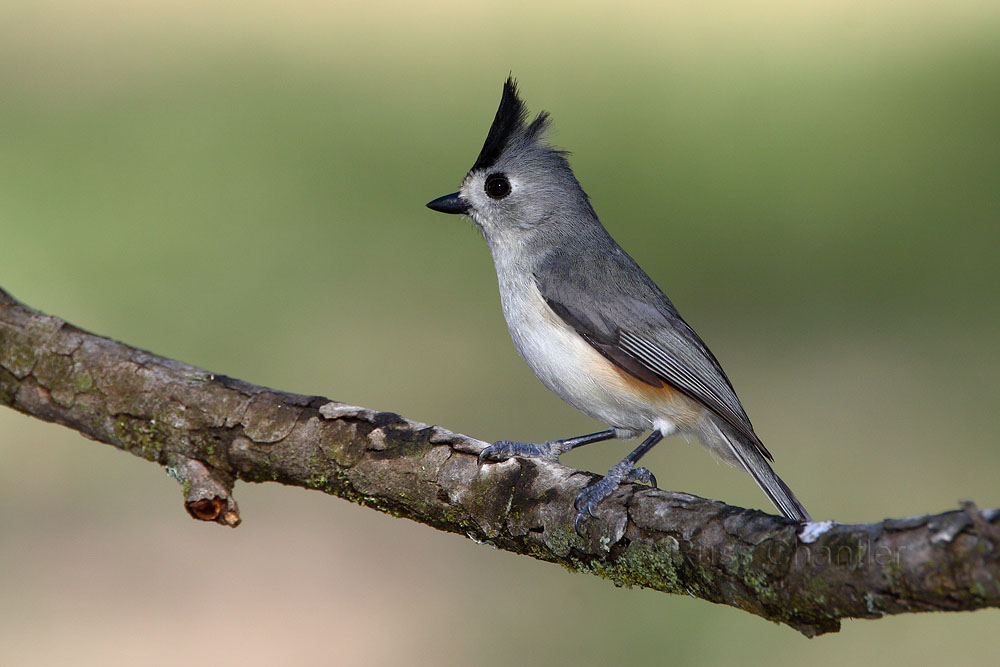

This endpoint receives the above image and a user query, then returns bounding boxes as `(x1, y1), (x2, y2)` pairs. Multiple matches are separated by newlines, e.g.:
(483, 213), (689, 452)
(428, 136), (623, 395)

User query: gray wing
(535, 244), (772, 460)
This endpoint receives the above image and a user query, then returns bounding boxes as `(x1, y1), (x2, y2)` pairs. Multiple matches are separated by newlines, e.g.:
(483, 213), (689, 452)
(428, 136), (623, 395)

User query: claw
(574, 510), (588, 535)
(477, 446), (495, 466)
(477, 440), (518, 466)
(624, 466), (657, 488)
(572, 477), (617, 535)
(481, 430), (661, 535)
(478, 440), (560, 466)
(573, 460), (659, 534)
(573, 495), (598, 534)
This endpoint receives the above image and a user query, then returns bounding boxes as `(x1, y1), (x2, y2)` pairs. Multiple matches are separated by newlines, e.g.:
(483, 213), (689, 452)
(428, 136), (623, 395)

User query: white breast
(493, 256), (665, 433)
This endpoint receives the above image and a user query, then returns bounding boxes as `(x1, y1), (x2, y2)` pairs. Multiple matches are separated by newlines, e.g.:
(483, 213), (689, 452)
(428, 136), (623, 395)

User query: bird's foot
(478, 440), (565, 465)
(623, 466), (657, 488)
(573, 463), (657, 534)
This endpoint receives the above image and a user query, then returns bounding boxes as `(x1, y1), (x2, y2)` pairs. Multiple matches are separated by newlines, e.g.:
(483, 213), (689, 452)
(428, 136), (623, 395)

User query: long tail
(715, 425), (811, 522)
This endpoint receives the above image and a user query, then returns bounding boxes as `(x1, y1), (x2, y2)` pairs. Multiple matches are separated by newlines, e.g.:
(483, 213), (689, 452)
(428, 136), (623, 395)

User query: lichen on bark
(1, 285), (997, 637)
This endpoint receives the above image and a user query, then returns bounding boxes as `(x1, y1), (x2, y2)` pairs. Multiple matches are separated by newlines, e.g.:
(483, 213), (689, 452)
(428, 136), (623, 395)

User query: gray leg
(574, 430), (664, 534)
(478, 429), (616, 465)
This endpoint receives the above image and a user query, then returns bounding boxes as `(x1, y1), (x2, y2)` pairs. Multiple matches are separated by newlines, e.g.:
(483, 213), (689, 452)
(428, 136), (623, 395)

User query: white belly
(497, 269), (667, 432)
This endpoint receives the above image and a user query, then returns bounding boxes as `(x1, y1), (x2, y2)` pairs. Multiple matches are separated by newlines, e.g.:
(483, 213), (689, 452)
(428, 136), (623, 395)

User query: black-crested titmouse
(427, 78), (810, 529)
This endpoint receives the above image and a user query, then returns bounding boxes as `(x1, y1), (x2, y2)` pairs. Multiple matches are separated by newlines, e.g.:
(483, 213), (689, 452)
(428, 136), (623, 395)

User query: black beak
(426, 192), (470, 215)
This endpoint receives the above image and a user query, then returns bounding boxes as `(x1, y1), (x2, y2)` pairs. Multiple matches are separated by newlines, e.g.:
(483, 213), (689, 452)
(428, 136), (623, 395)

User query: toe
(479, 440), (559, 464)
(573, 498), (597, 534)
(624, 466), (657, 488)
(572, 480), (611, 534)
(477, 440), (517, 465)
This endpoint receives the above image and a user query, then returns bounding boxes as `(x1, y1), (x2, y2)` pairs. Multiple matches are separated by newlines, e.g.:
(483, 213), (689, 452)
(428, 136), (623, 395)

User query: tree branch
(1, 286), (997, 636)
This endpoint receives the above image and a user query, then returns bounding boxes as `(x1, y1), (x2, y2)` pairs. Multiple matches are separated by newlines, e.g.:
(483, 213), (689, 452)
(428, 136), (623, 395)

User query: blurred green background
(2, 0), (998, 664)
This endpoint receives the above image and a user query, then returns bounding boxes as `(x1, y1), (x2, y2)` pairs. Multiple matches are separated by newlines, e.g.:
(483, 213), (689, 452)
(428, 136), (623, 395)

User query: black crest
(471, 77), (550, 173)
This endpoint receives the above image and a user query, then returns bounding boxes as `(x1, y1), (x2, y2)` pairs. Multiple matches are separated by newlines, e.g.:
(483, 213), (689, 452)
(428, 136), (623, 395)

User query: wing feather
(535, 245), (772, 460)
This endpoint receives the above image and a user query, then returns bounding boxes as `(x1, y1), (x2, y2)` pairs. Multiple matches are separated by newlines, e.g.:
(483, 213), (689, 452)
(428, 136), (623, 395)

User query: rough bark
(1, 286), (997, 636)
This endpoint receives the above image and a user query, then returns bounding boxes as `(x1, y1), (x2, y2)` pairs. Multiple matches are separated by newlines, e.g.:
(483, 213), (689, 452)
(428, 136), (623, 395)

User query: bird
(426, 77), (810, 531)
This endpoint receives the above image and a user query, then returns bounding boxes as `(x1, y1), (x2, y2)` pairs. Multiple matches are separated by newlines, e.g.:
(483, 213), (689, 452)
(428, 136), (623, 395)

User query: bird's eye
(484, 174), (511, 200)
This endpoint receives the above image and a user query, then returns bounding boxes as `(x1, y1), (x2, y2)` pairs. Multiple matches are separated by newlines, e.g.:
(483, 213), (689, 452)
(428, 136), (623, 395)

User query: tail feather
(716, 426), (811, 522)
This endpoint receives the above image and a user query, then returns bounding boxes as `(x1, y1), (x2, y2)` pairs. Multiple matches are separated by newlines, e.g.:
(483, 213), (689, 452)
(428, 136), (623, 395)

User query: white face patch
(460, 170), (524, 235)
